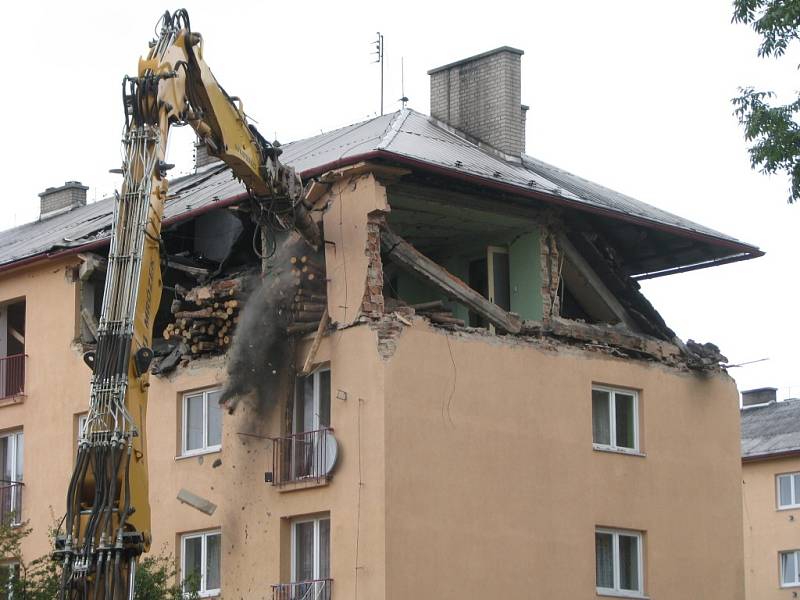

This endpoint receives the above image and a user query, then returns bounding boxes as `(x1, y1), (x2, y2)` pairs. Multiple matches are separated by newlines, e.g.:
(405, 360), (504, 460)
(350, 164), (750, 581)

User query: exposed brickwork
(370, 317), (404, 360)
(360, 211), (385, 318)
(39, 181), (88, 217)
(540, 228), (561, 320)
(429, 48), (526, 156)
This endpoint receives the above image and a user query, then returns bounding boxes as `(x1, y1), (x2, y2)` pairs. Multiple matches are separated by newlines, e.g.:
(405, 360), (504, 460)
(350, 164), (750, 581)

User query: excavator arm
(55, 10), (318, 599)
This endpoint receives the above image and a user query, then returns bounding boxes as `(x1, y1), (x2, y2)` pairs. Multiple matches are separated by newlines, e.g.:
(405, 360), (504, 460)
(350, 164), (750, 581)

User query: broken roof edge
(299, 149), (763, 267)
(0, 191), (251, 277)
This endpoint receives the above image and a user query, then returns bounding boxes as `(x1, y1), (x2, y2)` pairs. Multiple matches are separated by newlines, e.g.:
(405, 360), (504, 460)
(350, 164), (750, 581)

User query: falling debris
(219, 234), (326, 413)
(177, 488), (218, 516)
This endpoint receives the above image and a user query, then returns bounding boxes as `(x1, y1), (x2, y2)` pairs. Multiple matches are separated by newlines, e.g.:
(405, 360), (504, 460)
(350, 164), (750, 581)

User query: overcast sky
(0, 0), (796, 399)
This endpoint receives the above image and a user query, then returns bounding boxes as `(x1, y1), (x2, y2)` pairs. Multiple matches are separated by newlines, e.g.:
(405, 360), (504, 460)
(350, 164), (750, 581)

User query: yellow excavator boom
(54, 10), (317, 598)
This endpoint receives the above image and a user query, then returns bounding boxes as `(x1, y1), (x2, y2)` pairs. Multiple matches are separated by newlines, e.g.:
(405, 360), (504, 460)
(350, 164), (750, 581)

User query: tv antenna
(399, 57), (408, 109)
(373, 32), (384, 115)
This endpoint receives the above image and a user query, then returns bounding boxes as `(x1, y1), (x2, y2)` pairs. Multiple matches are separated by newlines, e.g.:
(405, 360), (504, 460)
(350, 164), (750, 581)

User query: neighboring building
(742, 389), (800, 599)
(0, 47), (759, 598)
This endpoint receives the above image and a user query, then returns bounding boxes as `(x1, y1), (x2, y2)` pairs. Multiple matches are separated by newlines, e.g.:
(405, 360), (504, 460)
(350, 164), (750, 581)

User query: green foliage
(0, 521), (196, 599)
(732, 0), (800, 202)
(134, 553), (199, 600)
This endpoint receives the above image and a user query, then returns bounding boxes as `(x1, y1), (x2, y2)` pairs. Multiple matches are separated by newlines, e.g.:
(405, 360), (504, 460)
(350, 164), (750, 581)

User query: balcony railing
(271, 428), (333, 486)
(0, 481), (23, 526)
(0, 354), (25, 400)
(272, 579), (332, 600)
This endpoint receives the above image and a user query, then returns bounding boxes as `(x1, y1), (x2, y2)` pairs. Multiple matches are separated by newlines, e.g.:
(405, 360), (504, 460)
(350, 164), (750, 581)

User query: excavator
(53, 9), (318, 598)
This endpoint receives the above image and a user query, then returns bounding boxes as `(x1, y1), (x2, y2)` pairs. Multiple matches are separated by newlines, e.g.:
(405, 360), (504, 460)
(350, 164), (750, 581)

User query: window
(468, 246), (510, 328)
(0, 562), (18, 599)
(182, 388), (222, 456)
(0, 432), (22, 526)
(781, 550), (800, 587)
(181, 530), (220, 597)
(592, 386), (639, 452)
(292, 516), (330, 585)
(778, 473), (800, 509)
(596, 528), (644, 596)
(294, 370), (331, 434)
(0, 300), (25, 400)
(77, 413), (87, 442)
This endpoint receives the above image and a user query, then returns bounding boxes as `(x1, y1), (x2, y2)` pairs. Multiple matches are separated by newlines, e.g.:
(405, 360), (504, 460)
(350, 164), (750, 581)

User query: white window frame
(486, 246), (510, 334)
(293, 369), (330, 434)
(180, 530), (221, 597)
(0, 431), (23, 528)
(777, 472), (800, 510)
(596, 528), (644, 597)
(181, 388), (222, 457)
(781, 550), (800, 587)
(290, 516), (330, 584)
(77, 413), (87, 443)
(592, 385), (640, 453)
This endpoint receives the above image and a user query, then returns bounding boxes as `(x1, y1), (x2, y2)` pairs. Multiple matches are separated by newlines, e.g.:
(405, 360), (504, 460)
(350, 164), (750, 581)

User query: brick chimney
(741, 387), (777, 407)
(39, 181), (88, 218)
(428, 46), (527, 157)
(194, 138), (221, 170)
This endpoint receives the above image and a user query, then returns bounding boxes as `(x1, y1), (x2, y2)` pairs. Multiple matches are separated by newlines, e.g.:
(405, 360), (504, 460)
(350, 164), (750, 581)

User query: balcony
(0, 481), (23, 526)
(271, 428), (337, 486)
(0, 354), (25, 400)
(272, 579), (332, 600)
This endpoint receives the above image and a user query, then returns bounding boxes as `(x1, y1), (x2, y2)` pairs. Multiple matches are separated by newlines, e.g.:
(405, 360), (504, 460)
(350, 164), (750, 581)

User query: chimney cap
(427, 46), (524, 75)
(742, 387), (778, 394)
(39, 181), (89, 198)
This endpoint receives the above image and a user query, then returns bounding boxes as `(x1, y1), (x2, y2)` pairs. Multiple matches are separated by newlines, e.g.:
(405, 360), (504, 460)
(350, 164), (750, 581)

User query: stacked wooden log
(162, 277), (244, 357)
(286, 255), (328, 336)
(410, 300), (465, 327)
(384, 298), (465, 328)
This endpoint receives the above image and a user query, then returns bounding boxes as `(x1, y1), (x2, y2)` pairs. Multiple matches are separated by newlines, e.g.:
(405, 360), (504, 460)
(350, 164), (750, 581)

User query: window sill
(777, 505), (800, 512)
(0, 395), (24, 408)
(174, 448), (221, 461)
(593, 444), (646, 458)
(597, 591), (649, 599)
(276, 478), (330, 493)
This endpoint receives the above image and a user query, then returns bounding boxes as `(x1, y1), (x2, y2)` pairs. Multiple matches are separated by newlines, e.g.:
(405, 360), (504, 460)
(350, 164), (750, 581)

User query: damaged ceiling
(0, 108), (761, 276)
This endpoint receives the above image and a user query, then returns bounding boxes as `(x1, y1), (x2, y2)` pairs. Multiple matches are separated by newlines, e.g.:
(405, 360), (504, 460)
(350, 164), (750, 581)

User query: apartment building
(742, 388), (800, 599)
(0, 47), (760, 598)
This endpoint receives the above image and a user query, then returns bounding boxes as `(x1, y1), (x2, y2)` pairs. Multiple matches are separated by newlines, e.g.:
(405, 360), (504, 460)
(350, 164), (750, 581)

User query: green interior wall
(390, 229), (542, 324)
(509, 230), (543, 321)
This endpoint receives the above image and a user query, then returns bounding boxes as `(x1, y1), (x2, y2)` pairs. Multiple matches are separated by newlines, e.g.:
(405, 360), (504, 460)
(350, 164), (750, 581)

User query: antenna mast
(373, 32), (384, 115)
(400, 57), (408, 109)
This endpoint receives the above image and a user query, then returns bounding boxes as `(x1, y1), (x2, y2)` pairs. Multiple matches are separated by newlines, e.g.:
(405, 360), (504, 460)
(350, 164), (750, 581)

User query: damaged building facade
(0, 47), (759, 598)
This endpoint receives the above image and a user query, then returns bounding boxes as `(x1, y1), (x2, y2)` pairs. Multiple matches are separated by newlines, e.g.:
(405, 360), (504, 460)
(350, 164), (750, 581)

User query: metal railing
(272, 428), (333, 486)
(0, 354), (25, 400)
(272, 579), (332, 600)
(0, 481), (23, 526)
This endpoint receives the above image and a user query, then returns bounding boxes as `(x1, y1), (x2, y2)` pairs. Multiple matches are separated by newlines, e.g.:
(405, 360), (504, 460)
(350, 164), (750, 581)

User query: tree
(0, 521), (197, 599)
(732, 0), (800, 202)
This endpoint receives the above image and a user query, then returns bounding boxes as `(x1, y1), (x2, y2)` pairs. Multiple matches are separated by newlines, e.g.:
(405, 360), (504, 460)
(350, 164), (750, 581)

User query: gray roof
(741, 399), (800, 459)
(0, 108), (760, 272)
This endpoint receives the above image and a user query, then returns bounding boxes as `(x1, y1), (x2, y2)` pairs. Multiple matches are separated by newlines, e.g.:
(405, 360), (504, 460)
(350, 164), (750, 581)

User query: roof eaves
(324, 148), (763, 261)
(742, 447), (800, 462)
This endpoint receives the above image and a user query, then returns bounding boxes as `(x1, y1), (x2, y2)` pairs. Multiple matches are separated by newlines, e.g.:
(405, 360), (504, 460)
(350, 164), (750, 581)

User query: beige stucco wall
(743, 455), (800, 599)
(383, 323), (744, 600)
(0, 258), (90, 560)
(0, 252), (388, 597)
